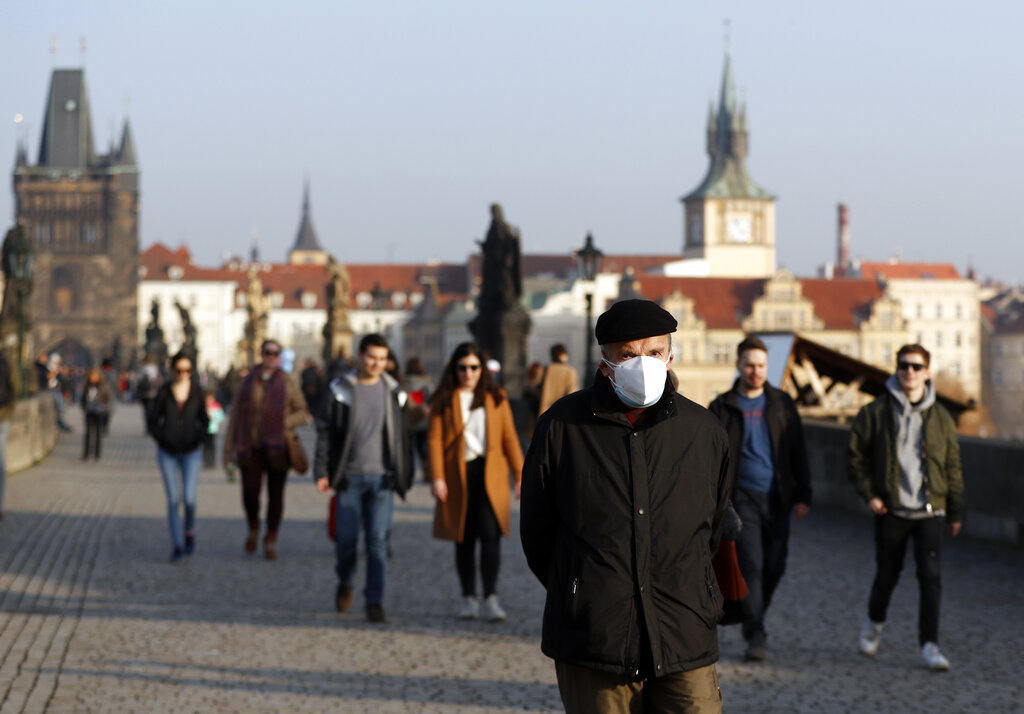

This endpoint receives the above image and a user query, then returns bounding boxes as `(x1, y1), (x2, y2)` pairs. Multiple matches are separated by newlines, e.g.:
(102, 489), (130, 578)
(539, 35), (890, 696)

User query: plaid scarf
(233, 367), (288, 458)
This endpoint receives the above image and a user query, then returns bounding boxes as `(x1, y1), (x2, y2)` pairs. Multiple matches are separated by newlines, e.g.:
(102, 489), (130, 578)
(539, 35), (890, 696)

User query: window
(882, 346), (892, 365)
(916, 303), (923, 318)
(936, 332), (943, 347)
(301, 292), (317, 309)
(936, 304), (943, 319)
(956, 303), (963, 319)
(955, 332), (962, 347)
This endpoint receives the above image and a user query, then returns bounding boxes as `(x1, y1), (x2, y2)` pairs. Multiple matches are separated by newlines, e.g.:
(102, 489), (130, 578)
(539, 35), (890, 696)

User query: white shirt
(459, 390), (487, 462)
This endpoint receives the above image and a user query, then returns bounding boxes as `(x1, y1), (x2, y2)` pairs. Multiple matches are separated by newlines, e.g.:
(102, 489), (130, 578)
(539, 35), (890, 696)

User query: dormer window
(409, 293), (424, 306)
(167, 265), (184, 280)
(270, 292), (284, 308)
(301, 292), (318, 309)
(392, 292), (407, 308)
(356, 292), (372, 308)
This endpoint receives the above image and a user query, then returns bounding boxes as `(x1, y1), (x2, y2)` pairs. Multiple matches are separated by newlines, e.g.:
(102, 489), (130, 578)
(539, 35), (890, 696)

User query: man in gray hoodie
(847, 344), (964, 671)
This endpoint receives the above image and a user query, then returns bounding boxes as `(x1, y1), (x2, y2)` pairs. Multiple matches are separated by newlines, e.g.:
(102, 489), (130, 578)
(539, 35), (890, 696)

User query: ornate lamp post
(575, 233), (603, 386)
(370, 281), (387, 334)
(4, 225), (35, 396)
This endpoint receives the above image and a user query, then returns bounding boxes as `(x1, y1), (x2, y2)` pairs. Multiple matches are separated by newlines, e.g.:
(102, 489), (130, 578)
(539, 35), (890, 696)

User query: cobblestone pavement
(0, 405), (1021, 713)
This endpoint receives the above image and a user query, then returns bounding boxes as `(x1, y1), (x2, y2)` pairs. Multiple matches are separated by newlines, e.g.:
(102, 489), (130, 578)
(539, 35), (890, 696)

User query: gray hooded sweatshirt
(885, 374), (936, 514)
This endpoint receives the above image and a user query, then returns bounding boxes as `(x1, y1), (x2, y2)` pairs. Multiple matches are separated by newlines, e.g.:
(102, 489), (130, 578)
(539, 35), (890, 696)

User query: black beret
(595, 299), (677, 345)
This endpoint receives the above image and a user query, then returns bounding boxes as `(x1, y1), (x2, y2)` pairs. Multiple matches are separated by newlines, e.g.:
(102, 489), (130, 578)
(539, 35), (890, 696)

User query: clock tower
(681, 53), (776, 278)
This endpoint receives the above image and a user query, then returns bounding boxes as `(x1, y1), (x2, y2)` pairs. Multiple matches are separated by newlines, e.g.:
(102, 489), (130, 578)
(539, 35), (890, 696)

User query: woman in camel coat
(429, 342), (524, 622)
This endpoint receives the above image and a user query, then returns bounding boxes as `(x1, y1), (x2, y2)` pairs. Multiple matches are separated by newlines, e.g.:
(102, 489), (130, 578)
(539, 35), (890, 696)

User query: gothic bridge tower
(12, 68), (139, 367)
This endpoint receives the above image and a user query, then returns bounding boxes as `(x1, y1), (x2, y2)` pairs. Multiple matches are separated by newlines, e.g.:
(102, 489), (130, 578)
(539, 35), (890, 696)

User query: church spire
(683, 52), (772, 201)
(288, 178), (327, 265)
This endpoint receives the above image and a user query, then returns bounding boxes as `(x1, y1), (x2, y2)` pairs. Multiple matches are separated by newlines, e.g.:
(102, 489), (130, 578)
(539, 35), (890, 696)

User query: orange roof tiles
(860, 262), (962, 280)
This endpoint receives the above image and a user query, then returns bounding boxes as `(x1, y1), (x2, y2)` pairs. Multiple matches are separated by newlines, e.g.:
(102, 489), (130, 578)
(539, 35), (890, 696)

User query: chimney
(837, 203), (850, 273)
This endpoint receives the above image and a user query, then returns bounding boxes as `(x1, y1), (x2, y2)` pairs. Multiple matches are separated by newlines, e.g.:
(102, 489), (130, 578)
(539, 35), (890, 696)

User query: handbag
(712, 539), (749, 625)
(327, 494), (337, 541)
(286, 431), (309, 474)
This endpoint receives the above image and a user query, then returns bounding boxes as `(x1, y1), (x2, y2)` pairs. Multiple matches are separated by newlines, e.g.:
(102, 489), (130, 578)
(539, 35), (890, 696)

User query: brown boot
(244, 527), (259, 554)
(263, 532), (277, 560)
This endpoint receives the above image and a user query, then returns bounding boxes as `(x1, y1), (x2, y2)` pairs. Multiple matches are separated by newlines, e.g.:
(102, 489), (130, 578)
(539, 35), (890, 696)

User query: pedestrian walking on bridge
(848, 343), (964, 671)
(148, 351), (208, 562)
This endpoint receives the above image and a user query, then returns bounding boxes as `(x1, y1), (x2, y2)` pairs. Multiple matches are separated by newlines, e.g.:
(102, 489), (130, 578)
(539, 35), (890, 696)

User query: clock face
(64, 99), (77, 112)
(726, 216), (752, 243)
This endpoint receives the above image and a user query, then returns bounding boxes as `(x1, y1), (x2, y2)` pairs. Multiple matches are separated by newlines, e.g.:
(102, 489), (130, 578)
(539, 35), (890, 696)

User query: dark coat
(708, 381), (812, 509)
(148, 382), (209, 454)
(847, 390), (963, 522)
(520, 372), (732, 679)
(313, 372), (414, 498)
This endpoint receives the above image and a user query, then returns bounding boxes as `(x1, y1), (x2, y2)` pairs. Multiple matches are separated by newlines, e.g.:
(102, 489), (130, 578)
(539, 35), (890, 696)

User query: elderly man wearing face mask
(521, 299), (732, 714)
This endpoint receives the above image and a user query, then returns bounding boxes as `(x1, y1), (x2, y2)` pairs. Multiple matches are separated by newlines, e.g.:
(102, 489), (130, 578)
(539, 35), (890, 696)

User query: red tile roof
(628, 275), (886, 331)
(860, 262), (962, 280)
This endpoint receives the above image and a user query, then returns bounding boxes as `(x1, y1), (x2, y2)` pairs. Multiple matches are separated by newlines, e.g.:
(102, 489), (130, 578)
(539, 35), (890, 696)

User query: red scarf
(233, 367), (288, 458)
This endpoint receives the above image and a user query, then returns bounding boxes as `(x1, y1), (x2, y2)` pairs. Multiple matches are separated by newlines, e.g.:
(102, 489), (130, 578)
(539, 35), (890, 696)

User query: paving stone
(0, 405), (1021, 712)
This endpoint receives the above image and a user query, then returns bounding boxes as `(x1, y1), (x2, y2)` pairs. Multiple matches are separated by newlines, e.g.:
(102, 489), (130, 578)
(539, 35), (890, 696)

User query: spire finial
(724, 18), (731, 55)
(49, 35), (57, 67)
(80, 36), (87, 66)
(303, 173), (310, 214)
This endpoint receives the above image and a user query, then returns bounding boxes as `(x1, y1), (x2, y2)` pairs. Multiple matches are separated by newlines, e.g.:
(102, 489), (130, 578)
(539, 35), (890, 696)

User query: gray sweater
(885, 375), (936, 514)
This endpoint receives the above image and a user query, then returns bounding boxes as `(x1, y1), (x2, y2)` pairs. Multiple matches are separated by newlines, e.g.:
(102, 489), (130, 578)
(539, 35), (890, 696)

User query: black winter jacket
(313, 372), (414, 498)
(708, 381), (812, 509)
(520, 373), (732, 680)
(148, 383), (209, 455)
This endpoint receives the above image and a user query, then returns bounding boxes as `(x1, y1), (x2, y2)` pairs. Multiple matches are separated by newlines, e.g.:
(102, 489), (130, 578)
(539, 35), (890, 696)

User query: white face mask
(602, 355), (670, 408)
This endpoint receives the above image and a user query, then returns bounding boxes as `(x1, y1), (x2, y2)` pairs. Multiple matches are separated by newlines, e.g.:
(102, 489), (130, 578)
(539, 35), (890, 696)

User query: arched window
(52, 266), (74, 316)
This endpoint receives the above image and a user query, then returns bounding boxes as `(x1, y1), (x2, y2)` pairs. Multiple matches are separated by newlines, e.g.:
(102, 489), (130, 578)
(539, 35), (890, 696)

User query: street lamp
(575, 232), (603, 385)
(370, 281), (386, 334)
(3, 223), (35, 397)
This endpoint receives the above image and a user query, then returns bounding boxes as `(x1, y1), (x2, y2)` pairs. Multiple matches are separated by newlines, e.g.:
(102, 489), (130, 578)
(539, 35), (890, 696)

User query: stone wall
(7, 394), (58, 473)
(805, 421), (1024, 548)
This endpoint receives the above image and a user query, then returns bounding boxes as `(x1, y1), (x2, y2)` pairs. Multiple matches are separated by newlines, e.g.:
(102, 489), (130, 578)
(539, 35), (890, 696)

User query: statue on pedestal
(240, 267), (270, 367)
(175, 299), (198, 366)
(322, 257), (354, 364)
(144, 299), (168, 368)
(470, 203), (531, 398)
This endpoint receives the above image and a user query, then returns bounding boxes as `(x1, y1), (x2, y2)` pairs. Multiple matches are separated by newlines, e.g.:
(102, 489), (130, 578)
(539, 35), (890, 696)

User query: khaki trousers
(555, 660), (722, 714)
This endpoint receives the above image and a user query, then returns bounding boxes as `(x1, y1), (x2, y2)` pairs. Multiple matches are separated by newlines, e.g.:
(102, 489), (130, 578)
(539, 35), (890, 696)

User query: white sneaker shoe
(858, 619), (884, 657)
(481, 594), (507, 622)
(921, 642), (950, 671)
(458, 595), (479, 619)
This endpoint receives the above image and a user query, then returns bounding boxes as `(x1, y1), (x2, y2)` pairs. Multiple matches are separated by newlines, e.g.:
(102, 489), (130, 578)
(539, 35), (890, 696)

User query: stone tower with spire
(11, 68), (139, 368)
(288, 180), (328, 265)
(680, 53), (777, 278)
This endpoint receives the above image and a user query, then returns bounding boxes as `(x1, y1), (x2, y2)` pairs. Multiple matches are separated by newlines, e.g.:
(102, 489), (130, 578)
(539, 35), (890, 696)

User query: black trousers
(455, 458), (502, 597)
(868, 513), (944, 646)
(83, 413), (105, 459)
(733, 486), (790, 643)
(240, 449), (289, 535)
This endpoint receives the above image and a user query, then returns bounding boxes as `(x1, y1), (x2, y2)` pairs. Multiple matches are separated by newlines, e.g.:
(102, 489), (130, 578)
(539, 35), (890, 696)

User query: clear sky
(2, 1), (1021, 283)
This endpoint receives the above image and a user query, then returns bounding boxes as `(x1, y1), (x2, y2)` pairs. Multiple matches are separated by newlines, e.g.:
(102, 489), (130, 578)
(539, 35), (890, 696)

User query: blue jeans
(335, 474), (391, 605)
(157, 447), (202, 548)
(0, 420), (8, 511)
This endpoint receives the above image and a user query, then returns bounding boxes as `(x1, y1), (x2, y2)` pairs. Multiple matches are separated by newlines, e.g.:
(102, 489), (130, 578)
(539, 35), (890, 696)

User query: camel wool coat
(428, 390), (524, 541)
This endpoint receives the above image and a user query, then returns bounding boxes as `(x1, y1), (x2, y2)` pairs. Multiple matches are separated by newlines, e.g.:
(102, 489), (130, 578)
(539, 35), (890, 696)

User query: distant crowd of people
(6, 297), (965, 713)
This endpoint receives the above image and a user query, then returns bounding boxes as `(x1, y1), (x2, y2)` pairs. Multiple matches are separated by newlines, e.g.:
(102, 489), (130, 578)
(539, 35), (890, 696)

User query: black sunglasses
(457, 364), (481, 373)
(263, 350), (281, 357)
(897, 361), (926, 372)
(175, 368), (192, 374)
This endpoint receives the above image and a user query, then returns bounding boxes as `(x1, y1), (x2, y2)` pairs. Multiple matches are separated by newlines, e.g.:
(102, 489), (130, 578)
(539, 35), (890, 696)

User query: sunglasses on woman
(457, 363), (481, 373)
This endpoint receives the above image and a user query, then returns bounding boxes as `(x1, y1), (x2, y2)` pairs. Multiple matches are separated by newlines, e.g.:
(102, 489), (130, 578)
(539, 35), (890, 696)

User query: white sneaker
(481, 594), (507, 622)
(858, 619), (884, 657)
(458, 596), (479, 619)
(921, 642), (950, 671)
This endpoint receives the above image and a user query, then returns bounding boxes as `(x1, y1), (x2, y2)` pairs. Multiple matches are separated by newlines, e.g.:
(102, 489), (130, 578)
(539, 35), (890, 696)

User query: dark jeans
(868, 513), (944, 646)
(455, 458), (502, 598)
(240, 449), (289, 534)
(202, 433), (217, 468)
(733, 486), (790, 644)
(83, 412), (105, 459)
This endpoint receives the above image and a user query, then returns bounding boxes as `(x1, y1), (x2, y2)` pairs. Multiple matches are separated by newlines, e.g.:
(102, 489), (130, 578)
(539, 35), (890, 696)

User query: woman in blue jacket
(148, 350), (209, 561)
